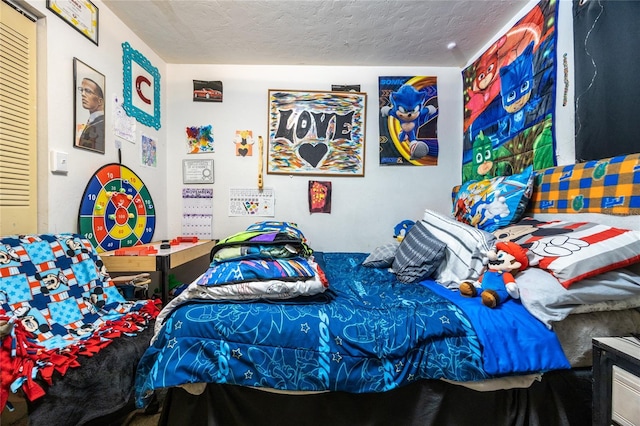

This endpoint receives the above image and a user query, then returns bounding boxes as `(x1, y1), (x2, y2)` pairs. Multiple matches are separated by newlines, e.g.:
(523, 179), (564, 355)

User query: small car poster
(193, 80), (223, 102)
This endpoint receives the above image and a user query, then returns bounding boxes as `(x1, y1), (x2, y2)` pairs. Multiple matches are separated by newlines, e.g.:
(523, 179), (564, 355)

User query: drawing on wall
(141, 133), (157, 167)
(267, 89), (366, 176)
(193, 80), (223, 102)
(234, 130), (254, 156)
(113, 94), (136, 143)
(229, 188), (275, 217)
(461, 0), (557, 183)
(308, 180), (332, 213)
(378, 76), (439, 166)
(186, 125), (214, 153)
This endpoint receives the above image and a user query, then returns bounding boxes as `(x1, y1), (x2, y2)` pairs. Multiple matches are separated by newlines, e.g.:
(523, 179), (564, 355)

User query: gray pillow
(392, 221), (446, 283)
(518, 266), (640, 328)
(363, 242), (400, 268)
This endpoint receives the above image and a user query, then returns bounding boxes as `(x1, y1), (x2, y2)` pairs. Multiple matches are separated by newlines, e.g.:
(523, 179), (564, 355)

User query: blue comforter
(135, 252), (569, 407)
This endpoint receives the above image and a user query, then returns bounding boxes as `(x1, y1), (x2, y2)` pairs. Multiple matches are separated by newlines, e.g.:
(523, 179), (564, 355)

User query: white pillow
(495, 218), (640, 288)
(422, 209), (496, 287)
(517, 266), (640, 328)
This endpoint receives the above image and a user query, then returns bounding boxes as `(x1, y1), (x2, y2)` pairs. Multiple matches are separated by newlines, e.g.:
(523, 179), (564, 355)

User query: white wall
(165, 1), (576, 252)
(28, 0), (168, 237)
(165, 66), (463, 252)
(28, 0), (576, 253)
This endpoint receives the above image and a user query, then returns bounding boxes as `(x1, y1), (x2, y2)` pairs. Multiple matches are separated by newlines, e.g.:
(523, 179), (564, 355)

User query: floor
(123, 411), (162, 426)
(1, 395), (162, 426)
(2, 412), (161, 426)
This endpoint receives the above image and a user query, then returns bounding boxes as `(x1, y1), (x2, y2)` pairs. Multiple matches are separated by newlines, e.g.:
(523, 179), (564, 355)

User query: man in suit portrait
(76, 77), (105, 152)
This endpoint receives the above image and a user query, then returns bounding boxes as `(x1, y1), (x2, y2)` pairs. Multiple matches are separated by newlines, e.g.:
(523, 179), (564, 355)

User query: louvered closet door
(0, 0), (37, 235)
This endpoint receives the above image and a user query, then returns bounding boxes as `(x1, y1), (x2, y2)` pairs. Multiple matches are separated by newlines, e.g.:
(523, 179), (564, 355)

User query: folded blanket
(151, 222), (327, 340)
(199, 257), (319, 286)
(153, 258), (328, 338)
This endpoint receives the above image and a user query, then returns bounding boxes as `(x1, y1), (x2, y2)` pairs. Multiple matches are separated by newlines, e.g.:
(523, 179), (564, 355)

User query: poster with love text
(267, 90), (366, 176)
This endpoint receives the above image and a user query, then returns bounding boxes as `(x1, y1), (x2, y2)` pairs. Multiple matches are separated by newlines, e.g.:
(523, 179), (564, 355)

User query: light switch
(50, 150), (68, 174)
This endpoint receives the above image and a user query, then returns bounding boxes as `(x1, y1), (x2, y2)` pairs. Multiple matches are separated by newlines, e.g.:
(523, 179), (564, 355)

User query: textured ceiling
(102, 0), (529, 67)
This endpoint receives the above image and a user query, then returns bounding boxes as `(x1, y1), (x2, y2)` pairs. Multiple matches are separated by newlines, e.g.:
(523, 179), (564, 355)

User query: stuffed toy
(459, 241), (529, 308)
(393, 220), (415, 242)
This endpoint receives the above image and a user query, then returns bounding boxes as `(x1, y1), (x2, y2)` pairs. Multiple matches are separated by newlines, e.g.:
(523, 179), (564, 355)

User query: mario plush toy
(459, 241), (529, 308)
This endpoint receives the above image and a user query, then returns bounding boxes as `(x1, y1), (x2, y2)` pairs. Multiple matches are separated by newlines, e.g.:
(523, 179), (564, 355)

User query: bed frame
(158, 369), (592, 426)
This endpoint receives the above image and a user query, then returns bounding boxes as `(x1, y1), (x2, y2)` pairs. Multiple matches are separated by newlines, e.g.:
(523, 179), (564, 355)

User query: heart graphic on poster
(298, 143), (328, 168)
(238, 148), (248, 157)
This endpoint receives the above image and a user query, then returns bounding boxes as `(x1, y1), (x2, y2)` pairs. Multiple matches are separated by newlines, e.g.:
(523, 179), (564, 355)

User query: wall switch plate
(50, 150), (68, 174)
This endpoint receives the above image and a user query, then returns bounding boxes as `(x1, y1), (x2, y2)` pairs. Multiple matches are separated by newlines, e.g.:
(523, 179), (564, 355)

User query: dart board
(78, 163), (156, 252)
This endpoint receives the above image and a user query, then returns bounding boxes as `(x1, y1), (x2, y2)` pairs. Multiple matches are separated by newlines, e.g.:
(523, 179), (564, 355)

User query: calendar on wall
(228, 188), (275, 217)
(182, 188), (213, 238)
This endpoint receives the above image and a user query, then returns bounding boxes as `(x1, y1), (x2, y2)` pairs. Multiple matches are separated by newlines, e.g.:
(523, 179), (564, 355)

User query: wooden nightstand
(593, 337), (640, 426)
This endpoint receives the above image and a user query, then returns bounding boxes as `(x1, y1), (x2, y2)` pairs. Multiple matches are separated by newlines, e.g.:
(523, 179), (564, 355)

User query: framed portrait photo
(267, 89), (366, 176)
(73, 58), (105, 154)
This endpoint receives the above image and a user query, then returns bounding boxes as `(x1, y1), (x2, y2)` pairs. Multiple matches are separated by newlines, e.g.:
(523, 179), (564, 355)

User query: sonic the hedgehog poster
(378, 76), (438, 166)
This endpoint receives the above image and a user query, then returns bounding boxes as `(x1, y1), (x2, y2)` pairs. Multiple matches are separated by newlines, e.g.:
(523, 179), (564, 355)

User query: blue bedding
(135, 252), (569, 407)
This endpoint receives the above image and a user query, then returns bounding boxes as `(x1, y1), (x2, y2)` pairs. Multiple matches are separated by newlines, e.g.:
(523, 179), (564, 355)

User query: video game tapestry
(379, 76), (438, 166)
(461, 0), (558, 183)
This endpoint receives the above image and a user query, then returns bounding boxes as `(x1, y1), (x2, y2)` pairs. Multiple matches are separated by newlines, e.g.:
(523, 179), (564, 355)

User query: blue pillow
(453, 166), (534, 232)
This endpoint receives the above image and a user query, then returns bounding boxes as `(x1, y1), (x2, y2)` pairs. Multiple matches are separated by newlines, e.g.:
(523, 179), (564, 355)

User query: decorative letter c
(135, 75), (152, 105)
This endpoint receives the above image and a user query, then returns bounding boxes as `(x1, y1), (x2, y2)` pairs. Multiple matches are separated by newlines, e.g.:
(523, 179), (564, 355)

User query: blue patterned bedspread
(135, 252), (569, 407)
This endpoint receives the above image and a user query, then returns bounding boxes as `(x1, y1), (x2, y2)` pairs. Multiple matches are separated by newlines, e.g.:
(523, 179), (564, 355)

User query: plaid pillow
(363, 242), (400, 268)
(392, 221), (446, 283)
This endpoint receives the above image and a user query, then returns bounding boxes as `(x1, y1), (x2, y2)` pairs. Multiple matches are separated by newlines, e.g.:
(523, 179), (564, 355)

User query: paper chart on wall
(113, 94), (136, 143)
(182, 188), (213, 238)
(229, 188), (275, 217)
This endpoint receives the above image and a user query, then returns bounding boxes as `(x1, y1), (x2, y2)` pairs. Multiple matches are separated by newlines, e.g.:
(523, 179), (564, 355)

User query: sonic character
(381, 84), (436, 160)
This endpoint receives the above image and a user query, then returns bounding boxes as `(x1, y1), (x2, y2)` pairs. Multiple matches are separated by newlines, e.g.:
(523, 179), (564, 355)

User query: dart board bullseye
(78, 163), (156, 252)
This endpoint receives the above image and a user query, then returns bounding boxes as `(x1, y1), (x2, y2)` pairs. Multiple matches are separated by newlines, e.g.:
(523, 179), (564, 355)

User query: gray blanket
(25, 323), (155, 426)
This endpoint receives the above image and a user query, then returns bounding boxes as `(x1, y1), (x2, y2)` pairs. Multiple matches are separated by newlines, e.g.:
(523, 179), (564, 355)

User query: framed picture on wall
(267, 89), (367, 176)
(73, 58), (105, 154)
(47, 0), (99, 45)
(122, 42), (161, 130)
(183, 159), (214, 184)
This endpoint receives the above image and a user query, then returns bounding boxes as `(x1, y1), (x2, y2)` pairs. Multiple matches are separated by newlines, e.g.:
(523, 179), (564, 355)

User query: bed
(134, 154), (640, 426)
